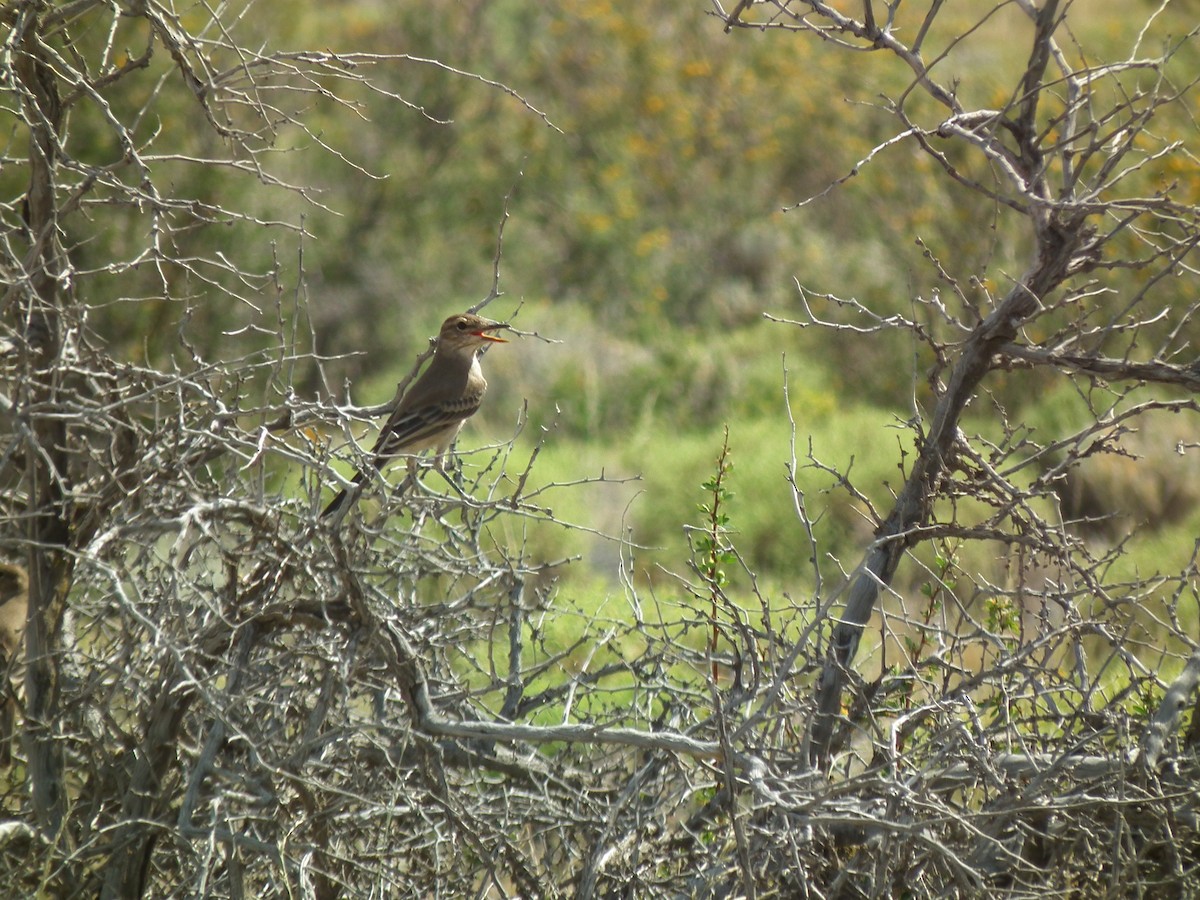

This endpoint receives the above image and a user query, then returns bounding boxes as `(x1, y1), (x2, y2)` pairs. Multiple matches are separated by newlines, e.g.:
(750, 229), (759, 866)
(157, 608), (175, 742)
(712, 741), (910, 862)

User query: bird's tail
(321, 471), (365, 522)
(320, 488), (349, 521)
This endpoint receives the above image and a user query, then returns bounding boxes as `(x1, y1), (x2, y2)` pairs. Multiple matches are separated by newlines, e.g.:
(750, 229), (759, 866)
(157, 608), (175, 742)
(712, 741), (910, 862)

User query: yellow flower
(582, 213), (613, 235)
(643, 95), (667, 115)
(636, 228), (670, 257)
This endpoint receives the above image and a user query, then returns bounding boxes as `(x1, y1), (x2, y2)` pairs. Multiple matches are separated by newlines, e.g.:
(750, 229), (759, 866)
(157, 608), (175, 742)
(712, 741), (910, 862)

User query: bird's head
(439, 313), (509, 351)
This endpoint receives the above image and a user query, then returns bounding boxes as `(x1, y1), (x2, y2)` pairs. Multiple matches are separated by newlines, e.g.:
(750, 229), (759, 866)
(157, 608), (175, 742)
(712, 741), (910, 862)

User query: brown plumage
(0, 563), (27, 767)
(322, 312), (508, 521)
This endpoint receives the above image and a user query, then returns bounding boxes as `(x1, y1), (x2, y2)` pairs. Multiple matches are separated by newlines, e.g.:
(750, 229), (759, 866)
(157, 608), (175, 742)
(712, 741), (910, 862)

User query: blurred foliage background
(67, 0), (1200, 603)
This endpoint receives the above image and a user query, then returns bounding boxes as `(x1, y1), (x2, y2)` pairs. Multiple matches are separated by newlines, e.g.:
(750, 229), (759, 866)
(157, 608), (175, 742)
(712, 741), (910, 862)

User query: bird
(0, 563), (27, 767)
(321, 312), (508, 522)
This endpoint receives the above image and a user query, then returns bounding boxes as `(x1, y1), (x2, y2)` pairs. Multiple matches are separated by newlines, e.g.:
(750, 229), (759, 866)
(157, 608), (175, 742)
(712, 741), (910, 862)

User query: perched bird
(322, 312), (508, 521)
(0, 563), (27, 767)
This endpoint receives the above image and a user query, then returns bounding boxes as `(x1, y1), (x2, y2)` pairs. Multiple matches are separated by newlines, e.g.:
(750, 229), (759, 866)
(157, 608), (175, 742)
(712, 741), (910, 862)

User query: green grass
(503, 379), (909, 582)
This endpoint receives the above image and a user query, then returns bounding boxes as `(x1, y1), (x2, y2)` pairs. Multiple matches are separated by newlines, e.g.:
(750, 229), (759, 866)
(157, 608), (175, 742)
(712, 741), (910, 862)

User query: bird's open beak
(476, 322), (508, 343)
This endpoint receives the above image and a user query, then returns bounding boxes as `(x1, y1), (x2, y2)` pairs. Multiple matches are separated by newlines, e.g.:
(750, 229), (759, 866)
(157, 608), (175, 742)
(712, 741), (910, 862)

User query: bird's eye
(456, 319), (468, 330)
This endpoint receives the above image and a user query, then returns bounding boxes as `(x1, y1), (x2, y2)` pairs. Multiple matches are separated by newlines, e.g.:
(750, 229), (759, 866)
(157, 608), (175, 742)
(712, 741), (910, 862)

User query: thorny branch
(0, 0), (1197, 896)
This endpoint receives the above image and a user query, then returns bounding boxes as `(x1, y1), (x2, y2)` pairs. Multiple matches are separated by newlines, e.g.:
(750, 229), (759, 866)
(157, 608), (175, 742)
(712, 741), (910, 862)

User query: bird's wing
(371, 391), (484, 463)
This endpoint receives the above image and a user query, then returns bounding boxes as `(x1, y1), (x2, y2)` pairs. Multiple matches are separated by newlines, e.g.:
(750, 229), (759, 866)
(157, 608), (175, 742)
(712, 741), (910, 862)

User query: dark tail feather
(321, 488), (349, 520)
(322, 471), (365, 521)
